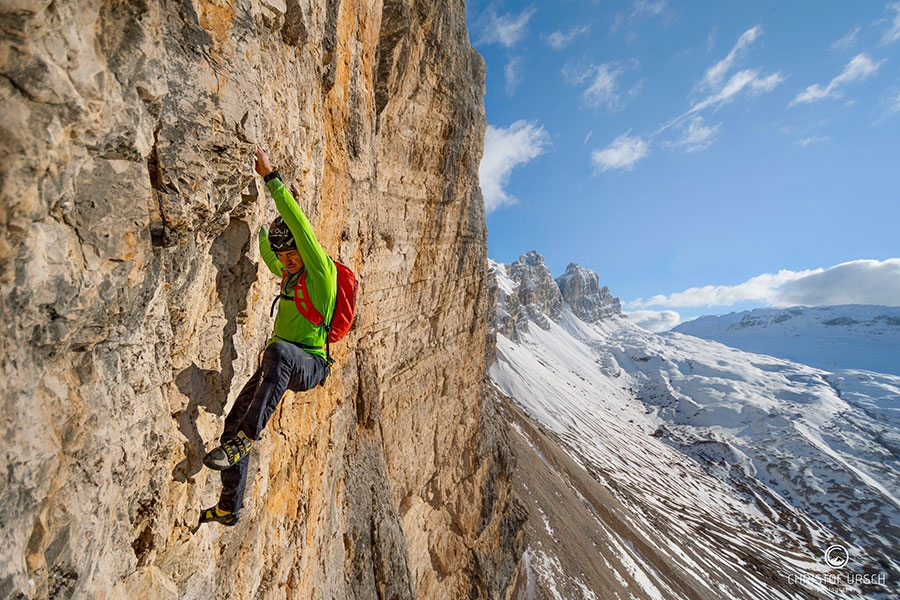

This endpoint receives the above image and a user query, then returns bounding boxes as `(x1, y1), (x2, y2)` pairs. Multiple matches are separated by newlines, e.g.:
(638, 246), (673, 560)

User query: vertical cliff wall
(0, 1), (521, 598)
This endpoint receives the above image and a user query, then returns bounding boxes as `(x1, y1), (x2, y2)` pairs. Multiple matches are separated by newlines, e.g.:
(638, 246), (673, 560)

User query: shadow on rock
(172, 364), (227, 482)
(171, 217), (258, 483)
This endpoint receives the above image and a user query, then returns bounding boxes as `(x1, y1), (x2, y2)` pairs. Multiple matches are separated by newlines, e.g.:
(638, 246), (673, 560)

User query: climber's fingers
(255, 146), (273, 178)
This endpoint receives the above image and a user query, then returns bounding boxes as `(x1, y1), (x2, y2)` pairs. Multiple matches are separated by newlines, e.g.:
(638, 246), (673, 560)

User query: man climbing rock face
(199, 147), (337, 527)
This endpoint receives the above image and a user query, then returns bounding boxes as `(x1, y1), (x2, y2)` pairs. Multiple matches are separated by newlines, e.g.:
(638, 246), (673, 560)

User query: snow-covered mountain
(673, 305), (900, 376)
(490, 253), (900, 600)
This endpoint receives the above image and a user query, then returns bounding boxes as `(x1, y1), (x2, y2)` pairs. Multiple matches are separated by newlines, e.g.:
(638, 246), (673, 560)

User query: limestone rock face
(556, 263), (622, 322)
(0, 2), (520, 599)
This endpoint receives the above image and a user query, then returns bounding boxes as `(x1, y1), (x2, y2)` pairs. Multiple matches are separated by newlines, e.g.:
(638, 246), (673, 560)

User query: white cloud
(690, 68), (787, 114)
(505, 56), (524, 96)
(795, 135), (829, 147)
(626, 259), (900, 309)
(671, 116), (720, 153)
(579, 25), (779, 172)
(790, 53), (883, 106)
(479, 120), (551, 213)
(627, 269), (818, 309)
(564, 60), (641, 111)
(706, 27), (719, 52)
(543, 24), (591, 50)
(627, 309), (682, 332)
(612, 0), (669, 33)
(702, 25), (762, 90)
(887, 90), (900, 116)
(592, 133), (649, 173)
(657, 28), (784, 136)
(478, 8), (537, 48)
(884, 2), (900, 44)
(749, 71), (787, 93)
(831, 26), (861, 51)
(584, 64), (625, 109)
(633, 0), (667, 17)
(696, 27), (785, 107)
(776, 259), (900, 306)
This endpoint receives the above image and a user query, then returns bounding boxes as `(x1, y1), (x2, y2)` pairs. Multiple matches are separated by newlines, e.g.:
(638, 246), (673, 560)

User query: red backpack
(278, 261), (359, 359)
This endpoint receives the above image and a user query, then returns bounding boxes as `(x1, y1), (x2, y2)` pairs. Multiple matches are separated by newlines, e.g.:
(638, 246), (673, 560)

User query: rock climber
(199, 147), (337, 526)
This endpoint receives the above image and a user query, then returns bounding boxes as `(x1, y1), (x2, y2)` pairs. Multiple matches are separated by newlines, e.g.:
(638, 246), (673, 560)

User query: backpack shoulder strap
(293, 272), (327, 329)
(294, 273), (335, 365)
(270, 268), (336, 366)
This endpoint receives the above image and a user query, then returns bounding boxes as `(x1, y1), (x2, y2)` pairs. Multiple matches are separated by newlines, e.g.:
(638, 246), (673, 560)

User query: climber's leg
(238, 342), (328, 439)
(209, 343), (327, 514)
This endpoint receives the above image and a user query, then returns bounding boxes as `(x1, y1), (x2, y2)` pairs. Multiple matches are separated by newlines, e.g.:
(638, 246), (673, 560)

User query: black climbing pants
(218, 341), (329, 512)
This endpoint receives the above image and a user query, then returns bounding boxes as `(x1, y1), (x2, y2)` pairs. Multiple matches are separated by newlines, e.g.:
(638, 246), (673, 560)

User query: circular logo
(824, 544), (849, 569)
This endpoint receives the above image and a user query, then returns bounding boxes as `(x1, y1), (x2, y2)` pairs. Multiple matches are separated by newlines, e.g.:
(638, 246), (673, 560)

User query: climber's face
(278, 250), (304, 274)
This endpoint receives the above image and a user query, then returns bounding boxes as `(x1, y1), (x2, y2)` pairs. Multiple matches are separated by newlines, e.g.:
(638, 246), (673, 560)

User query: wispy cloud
(702, 25), (762, 90)
(612, 0), (670, 34)
(695, 69), (786, 113)
(657, 27), (785, 136)
(633, 0), (667, 17)
(872, 87), (900, 122)
(584, 64), (628, 109)
(654, 69), (784, 139)
(706, 27), (719, 52)
(626, 259), (900, 309)
(883, 2), (900, 44)
(670, 116), (720, 153)
(479, 120), (551, 213)
(887, 90), (900, 115)
(795, 135), (829, 147)
(478, 7), (537, 48)
(543, 24), (591, 50)
(689, 26), (785, 115)
(592, 26), (782, 174)
(592, 132), (649, 172)
(505, 56), (524, 96)
(790, 53), (883, 106)
(564, 60), (641, 111)
(831, 26), (861, 51)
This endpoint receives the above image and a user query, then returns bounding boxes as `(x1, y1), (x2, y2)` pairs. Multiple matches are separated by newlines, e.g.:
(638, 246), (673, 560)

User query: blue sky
(467, 0), (900, 330)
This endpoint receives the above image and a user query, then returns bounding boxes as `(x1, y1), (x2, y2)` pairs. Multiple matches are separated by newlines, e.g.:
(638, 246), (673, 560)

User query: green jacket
(259, 177), (336, 360)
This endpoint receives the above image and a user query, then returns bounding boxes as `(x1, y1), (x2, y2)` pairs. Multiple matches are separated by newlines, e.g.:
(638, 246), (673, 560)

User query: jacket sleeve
(266, 178), (337, 317)
(258, 226), (284, 276)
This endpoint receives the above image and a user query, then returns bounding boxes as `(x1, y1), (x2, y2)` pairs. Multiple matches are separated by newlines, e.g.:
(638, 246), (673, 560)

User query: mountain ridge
(674, 305), (900, 376)
(490, 253), (900, 599)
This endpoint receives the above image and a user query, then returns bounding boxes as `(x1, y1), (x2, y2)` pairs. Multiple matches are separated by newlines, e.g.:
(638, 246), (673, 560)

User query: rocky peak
(556, 263), (622, 323)
(506, 251), (563, 330)
(493, 253), (621, 338)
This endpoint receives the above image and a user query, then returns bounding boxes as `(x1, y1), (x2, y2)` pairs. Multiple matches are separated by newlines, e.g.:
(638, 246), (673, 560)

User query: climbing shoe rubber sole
(202, 431), (253, 470)
(199, 506), (239, 527)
